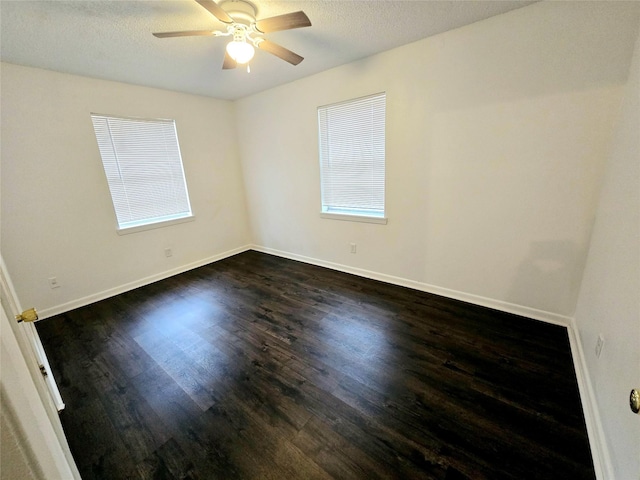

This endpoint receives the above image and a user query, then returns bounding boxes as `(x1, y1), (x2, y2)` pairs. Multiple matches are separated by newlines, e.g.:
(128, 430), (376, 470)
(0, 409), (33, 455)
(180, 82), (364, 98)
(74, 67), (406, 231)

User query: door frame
(0, 256), (80, 479)
(0, 257), (64, 411)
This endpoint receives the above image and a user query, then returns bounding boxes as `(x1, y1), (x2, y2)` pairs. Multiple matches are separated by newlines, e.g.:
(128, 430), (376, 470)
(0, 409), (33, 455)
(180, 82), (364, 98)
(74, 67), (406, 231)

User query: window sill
(320, 212), (388, 225)
(116, 215), (195, 235)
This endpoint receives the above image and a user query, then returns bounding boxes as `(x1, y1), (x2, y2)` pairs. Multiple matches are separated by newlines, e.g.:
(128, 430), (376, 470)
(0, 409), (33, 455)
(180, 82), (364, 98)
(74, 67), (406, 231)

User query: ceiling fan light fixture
(226, 40), (254, 64)
(153, 0), (311, 69)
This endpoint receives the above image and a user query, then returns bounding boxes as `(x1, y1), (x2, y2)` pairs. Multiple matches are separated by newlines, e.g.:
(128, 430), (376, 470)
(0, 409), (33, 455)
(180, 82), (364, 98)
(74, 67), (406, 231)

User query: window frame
(91, 113), (195, 235)
(317, 92), (388, 225)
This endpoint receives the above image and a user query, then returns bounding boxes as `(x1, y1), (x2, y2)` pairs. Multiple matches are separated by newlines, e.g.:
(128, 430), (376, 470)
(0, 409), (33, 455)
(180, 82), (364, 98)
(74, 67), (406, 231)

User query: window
(318, 92), (387, 224)
(91, 114), (193, 234)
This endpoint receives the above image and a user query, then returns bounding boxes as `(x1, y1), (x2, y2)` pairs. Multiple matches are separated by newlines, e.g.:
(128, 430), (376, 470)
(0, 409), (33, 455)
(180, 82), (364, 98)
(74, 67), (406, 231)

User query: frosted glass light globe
(226, 41), (255, 64)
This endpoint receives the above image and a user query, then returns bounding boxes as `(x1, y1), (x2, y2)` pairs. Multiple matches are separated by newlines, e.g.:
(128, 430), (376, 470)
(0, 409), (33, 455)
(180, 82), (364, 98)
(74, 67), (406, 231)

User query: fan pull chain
(247, 65), (251, 73)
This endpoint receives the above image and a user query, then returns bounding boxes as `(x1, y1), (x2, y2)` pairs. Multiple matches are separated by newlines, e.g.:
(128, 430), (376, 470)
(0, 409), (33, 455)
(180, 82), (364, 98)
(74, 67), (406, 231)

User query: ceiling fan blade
(258, 40), (304, 66)
(222, 50), (237, 70)
(153, 30), (215, 38)
(254, 11), (311, 33)
(195, 0), (233, 24)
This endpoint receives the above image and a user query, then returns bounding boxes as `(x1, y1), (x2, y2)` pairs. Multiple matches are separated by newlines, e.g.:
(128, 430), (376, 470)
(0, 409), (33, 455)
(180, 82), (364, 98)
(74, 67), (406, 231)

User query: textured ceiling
(0, 0), (536, 100)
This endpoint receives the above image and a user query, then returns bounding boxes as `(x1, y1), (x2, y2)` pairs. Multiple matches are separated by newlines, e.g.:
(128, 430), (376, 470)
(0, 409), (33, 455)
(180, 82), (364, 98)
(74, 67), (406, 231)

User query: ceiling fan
(153, 0), (311, 69)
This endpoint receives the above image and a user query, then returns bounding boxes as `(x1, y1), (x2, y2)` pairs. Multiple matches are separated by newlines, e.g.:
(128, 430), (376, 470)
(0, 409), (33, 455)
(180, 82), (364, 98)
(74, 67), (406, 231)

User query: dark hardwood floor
(36, 251), (595, 480)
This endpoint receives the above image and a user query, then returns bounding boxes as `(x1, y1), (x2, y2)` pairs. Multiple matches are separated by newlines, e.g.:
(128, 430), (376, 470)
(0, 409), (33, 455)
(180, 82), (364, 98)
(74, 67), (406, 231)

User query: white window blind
(318, 92), (386, 220)
(91, 114), (193, 232)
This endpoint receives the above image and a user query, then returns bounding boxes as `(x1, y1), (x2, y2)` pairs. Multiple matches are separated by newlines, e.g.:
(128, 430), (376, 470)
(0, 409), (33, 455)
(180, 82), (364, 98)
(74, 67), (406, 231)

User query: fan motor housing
(220, 0), (257, 26)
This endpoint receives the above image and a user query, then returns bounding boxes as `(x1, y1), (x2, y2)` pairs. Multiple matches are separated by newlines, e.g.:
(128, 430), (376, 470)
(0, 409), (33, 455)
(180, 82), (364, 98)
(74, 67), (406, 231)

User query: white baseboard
(37, 245), (251, 319)
(250, 245), (572, 327)
(566, 318), (614, 480)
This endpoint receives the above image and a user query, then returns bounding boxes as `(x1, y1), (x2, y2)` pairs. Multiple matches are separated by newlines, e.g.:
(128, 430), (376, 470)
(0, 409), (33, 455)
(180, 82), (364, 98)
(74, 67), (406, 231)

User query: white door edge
(0, 257), (80, 478)
(0, 257), (64, 411)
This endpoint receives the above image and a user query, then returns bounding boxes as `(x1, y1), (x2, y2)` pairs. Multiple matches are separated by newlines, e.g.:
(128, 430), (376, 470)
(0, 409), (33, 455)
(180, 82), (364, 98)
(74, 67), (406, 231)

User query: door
(0, 257), (80, 478)
(0, 257), (64, 411)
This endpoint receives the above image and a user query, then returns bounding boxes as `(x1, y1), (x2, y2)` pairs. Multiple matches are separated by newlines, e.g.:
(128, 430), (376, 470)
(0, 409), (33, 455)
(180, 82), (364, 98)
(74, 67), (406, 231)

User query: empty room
(1, 1), (639, 479)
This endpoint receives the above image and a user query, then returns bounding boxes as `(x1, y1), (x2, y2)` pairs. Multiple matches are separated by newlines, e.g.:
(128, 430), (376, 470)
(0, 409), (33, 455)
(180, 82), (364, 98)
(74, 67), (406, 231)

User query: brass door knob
(631, 389), (640, 414)
(15, 307), (38, 323)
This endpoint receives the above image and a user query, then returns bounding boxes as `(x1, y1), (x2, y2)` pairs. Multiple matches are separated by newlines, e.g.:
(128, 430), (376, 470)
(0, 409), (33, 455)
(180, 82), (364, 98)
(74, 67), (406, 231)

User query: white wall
(235, 1), (639, 318)
(1, 63), (251, 315)
(574, 28), (640, 479)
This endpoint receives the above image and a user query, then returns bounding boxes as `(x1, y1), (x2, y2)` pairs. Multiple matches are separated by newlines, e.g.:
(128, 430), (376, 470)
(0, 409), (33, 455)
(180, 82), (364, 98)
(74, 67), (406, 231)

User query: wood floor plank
(36, 250), (595, 479)
(294, 380), (449, 479)
(133, 330), (218, 411)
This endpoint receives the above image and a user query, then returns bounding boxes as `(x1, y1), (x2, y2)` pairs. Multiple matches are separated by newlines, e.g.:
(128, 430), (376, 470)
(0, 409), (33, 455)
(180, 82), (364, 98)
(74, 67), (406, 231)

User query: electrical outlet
(48, 277), (60, 289)
(165, 248), (173, 258)
(595, 334), (605, 358)
(350, 243), (357, 254)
